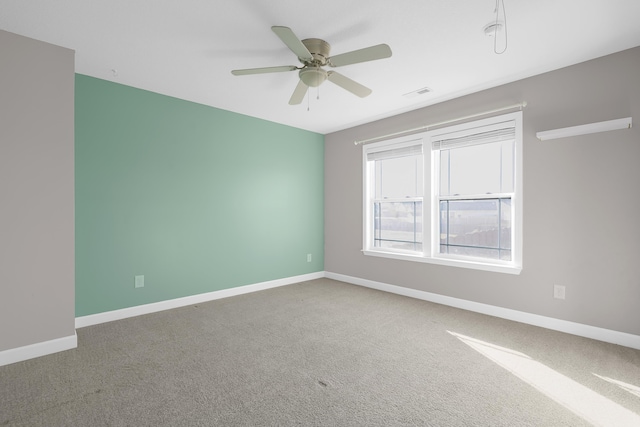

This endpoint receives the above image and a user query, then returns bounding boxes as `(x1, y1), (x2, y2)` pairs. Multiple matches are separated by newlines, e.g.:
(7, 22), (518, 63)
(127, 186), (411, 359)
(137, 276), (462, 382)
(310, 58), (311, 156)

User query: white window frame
(362, 111), (522, 275)
(363, 137), (427, 256)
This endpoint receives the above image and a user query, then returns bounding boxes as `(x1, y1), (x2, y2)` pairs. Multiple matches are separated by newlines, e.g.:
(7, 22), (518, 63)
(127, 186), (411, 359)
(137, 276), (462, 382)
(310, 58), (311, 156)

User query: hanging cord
(494, 0), (508, 54)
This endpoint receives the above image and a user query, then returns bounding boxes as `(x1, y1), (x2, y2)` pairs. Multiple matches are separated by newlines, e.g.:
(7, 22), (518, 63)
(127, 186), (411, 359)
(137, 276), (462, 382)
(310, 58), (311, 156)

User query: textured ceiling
(2, 0), (640, 134)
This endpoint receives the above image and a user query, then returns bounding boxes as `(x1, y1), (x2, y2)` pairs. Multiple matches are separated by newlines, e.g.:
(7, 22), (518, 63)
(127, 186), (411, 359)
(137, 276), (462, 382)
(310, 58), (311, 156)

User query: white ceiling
(2, 0), (640, 134)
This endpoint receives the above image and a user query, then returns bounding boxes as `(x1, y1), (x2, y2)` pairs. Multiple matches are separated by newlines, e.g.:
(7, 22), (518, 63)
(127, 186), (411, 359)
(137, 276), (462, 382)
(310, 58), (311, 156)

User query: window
(367, 142), (423, 252)
(363, 111), (522, 274)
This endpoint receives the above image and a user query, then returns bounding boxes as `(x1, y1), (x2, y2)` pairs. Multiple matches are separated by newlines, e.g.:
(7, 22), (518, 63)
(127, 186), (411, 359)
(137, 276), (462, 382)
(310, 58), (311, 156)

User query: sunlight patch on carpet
(593, 374), (640, 399)
(448, 331), (640, 427)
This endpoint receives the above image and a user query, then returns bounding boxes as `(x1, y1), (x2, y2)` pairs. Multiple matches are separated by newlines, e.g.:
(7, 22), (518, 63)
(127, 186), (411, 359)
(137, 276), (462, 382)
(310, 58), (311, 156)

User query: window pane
(375, 155), (423, 199)
(439, 199), (511, 261)
(447, 199), (500, 248)
(374, 201), (422, 252)
(449, 142), (501, 195)
(440, 140), (514, 196)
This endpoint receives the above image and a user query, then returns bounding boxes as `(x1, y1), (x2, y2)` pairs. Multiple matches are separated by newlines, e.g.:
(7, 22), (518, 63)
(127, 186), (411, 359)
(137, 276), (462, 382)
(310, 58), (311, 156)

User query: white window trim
(363, 137), (427, 254)
(362, 111), (523, 275)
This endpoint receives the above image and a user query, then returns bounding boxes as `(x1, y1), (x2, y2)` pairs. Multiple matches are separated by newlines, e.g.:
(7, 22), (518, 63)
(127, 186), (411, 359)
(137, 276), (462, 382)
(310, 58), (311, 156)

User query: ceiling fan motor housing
(301, 38), (331, 65)
(298, 38), (331, 87)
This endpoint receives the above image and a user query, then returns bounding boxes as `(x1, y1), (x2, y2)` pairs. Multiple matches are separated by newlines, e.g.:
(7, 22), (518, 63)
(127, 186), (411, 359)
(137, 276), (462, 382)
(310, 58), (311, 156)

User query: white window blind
(431, 121), (515, 151)
(367, 143), (422, 161)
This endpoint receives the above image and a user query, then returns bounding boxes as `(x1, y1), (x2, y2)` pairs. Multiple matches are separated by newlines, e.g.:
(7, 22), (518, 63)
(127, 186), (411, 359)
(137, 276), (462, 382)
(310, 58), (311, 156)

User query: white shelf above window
(536, 117), (632, 141)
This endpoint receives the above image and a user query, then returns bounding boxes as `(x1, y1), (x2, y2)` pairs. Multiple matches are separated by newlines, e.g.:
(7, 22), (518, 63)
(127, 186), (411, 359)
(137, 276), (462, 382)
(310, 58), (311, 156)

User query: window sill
(362, 250), (522, 275)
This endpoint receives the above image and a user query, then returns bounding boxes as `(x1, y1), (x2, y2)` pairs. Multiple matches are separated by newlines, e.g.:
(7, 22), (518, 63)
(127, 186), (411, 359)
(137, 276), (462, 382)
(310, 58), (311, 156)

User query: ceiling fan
(231, 26), (392, 105)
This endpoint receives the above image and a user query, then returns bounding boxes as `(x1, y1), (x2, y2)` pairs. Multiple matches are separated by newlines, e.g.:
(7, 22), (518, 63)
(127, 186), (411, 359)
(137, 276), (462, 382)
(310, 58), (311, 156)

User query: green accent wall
(75, 74), (324, 316)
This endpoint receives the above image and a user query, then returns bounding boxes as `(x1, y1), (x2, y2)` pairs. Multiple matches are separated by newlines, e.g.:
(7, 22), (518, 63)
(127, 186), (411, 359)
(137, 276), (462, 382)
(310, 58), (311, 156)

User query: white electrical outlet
(307, 254), (312, 262)
(553, 285), (565, 300)
(135, 275), (145, 288)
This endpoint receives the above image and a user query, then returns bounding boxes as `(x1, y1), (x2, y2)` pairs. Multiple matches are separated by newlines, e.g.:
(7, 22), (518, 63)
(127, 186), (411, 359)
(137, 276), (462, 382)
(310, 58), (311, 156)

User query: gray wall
(325, 47), (640, 336)
(0, 30), (75, 351)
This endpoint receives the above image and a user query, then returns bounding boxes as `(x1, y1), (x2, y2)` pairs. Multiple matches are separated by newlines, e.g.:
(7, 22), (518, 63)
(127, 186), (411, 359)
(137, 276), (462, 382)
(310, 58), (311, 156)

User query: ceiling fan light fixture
(299, 67), (327, 87)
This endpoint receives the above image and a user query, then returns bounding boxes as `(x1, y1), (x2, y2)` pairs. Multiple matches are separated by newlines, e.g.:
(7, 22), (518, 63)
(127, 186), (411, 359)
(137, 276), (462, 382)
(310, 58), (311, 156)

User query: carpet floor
(1, 278), (640, 426)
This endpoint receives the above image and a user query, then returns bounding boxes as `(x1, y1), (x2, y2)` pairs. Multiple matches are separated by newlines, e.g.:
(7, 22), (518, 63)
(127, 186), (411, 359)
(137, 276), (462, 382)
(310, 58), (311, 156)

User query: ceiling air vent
(403, 87), (432, 99)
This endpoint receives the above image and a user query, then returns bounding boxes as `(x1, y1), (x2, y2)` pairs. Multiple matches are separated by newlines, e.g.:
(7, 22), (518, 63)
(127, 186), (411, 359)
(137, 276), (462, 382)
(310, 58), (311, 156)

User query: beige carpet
(1, 278), (639, 426)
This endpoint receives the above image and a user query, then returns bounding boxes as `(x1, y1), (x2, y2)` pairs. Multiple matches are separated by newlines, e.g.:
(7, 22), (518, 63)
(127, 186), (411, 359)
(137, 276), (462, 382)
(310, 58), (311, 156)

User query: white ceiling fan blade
(272, 26), (313, 62)
(289, 80), (308, 105)
(327, 71), (372, 98)
(328, 44), (392, 67)
(231, 65), (298, 76)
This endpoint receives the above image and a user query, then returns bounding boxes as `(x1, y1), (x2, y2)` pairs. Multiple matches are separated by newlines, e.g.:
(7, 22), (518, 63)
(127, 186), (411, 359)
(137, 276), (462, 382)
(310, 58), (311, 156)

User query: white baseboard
(325, 271), (640, 350)
(75, 272), (325, 329)
(6, 271), (637, 368)
(0, 333), (77, 367)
